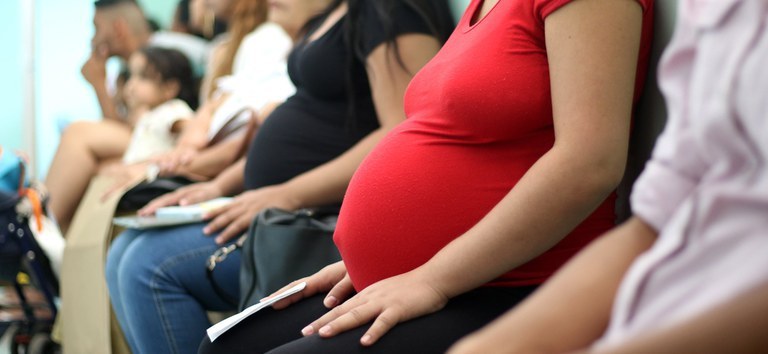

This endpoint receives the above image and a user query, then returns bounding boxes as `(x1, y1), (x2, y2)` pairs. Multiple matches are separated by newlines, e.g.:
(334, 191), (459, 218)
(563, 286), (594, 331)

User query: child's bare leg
(46, 120), (131, 234)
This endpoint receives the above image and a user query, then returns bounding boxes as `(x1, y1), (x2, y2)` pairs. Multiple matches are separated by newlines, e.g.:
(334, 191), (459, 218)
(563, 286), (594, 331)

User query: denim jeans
(105, 223), (240, 354)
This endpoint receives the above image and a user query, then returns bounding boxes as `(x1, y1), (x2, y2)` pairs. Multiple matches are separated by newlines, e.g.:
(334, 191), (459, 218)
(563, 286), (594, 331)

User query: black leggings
(198, 286), (536, 354)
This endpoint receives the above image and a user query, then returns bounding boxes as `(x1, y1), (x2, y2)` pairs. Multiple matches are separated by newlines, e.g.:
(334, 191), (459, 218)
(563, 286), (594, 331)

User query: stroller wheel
(28, 331), (60, 354)
(5, 324), (23, 354)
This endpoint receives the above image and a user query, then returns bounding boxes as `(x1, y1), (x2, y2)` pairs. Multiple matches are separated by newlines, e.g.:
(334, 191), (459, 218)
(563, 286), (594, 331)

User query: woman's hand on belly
(203, 184), (301, 244)
(300, 269), (449, 346)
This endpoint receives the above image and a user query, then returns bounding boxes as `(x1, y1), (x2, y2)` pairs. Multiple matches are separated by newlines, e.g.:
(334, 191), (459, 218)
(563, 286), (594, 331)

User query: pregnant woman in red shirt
(200, 0), (654, 352)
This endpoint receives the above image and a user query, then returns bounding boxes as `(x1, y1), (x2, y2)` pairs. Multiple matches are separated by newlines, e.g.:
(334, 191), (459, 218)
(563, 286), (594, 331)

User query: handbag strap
(205, 236), (245, 307)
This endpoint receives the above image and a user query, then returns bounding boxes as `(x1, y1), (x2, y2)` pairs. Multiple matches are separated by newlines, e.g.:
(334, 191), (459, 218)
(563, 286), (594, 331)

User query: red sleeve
(535, 0), (653, 20)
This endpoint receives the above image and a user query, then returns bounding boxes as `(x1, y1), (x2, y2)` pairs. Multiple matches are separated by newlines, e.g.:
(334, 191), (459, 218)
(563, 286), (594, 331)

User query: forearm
(180, 137), (243, 179)
(282, 127), (390, 208)
(590, 280), (768, 354)
(210, 157), (246, 196)
(453, 217), (656, 354)
(422, 147), (630, 298)
(177, 97), (224, 150)
(93, 83), (122, 122)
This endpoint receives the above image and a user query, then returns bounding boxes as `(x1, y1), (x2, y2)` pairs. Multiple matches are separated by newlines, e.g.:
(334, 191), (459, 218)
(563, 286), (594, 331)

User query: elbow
(585, 156), (627, 199)
(595, 158), (627, 194)
(562, 148), (628, 200)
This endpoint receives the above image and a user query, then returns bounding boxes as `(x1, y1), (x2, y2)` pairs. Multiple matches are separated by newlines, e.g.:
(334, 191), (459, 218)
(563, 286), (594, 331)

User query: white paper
(206, 282), (307, 342)
(155, 197), (233, 219)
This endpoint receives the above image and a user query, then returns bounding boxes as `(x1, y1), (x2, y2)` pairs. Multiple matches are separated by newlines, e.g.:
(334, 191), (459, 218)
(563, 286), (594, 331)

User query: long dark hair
(139, 46), (199, 110)
(307, 0), (455, 131)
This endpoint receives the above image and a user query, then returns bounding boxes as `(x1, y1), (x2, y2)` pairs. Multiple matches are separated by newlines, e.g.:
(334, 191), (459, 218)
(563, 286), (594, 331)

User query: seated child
(99, 46), (199, 190)
(120, 46), (197, 165)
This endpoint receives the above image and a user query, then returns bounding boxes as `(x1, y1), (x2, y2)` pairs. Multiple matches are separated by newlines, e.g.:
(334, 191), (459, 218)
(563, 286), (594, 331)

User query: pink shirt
(596, 0), (768, 348)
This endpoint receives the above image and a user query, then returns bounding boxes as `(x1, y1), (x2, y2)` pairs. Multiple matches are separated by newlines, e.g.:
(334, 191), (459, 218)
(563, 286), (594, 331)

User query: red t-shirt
(334, 0), (654, 291)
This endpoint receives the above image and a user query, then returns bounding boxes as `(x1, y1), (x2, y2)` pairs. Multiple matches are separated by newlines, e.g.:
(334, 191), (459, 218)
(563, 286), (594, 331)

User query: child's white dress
(122, 99), (193, 164)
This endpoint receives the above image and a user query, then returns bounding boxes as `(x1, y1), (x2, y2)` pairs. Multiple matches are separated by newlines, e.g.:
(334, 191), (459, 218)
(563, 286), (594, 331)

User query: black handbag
(116, 176), (194, 211)
(206, 207), (342, 310)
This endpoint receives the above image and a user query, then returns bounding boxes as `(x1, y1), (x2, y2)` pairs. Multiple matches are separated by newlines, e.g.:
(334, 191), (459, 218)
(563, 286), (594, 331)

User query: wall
(139, 0), (178, 30)
(34, 0), (104, 179)
(0, 0), (178, 179)
(449, 0), (471, 19)
(0, 1), (25, 153)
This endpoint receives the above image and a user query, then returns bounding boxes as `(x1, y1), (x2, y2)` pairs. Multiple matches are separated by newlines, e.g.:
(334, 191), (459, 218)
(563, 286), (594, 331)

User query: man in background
(82, 0), (210, 122)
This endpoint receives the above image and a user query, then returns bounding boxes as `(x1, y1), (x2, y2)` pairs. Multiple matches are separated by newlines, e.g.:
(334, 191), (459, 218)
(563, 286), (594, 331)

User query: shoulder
(535, 0), (653, 20)
(357, 0), (430, 28)
(355, 0), (450, 56)
(152, 99), (193, 118)
(235, 23), (293, 67)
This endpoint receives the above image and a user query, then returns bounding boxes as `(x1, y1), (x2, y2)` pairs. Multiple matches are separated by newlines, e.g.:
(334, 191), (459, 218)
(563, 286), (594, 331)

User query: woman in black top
(105, 0), (453, 353)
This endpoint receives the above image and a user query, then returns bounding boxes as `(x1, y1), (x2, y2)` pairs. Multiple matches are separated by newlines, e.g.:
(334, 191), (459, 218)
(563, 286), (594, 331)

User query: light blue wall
(449, 0), (471, 20)
(0, 0), (175, 179)
(139, 0), (178, 30)
(0, 1), (24, 153)
(31, 0), (178, 179)
(35, 0), (103, 178)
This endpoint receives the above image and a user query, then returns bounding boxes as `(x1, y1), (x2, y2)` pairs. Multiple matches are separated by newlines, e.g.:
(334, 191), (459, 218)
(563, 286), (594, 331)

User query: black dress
(243, 1), (443, 191)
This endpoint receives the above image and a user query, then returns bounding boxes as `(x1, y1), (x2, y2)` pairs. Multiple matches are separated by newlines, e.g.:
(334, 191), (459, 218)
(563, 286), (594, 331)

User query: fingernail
(319, 326), (332, 336)
(323, 296), (338, 308)
(301, 325), (314, 336)
(203, 227), (210, 235)
(361, 334), (372, 345)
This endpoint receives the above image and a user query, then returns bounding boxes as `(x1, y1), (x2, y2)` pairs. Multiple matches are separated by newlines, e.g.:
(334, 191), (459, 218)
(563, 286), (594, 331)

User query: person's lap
(199, 286), (536, 354)
(107, 222), (241, 353)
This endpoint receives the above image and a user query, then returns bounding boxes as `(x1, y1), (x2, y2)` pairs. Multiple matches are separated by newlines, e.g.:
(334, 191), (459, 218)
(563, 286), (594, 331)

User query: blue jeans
(105, 223), (240, 354)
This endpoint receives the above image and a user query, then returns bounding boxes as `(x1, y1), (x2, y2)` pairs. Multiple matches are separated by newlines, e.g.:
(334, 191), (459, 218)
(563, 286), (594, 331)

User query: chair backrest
(616, 0), (678, 220)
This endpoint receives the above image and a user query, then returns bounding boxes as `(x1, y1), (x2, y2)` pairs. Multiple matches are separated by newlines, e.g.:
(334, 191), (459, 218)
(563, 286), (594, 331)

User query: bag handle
(205, 235), (246, 307)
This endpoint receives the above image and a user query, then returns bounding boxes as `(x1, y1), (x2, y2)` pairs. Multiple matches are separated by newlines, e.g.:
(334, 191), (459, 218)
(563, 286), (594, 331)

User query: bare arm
(589, 280), (768, 354)
(304, 0), (645, 344)
(172, 136), (244, 180)
(175, 95), (226, 150)
(154, 95), (227, 174)
(448, 217), (657, 354)
(82, 47), (122, 122)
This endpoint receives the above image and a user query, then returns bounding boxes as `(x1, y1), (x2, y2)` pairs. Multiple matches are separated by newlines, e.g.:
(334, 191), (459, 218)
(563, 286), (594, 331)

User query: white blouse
(596, 0), (768, 348)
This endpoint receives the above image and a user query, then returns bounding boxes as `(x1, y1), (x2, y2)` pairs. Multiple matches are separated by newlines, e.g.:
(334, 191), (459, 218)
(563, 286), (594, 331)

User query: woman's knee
(105, 230), (140, 285)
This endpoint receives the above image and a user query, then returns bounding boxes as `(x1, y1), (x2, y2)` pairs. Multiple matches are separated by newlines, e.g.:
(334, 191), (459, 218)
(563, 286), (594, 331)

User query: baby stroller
(0, 153), (61, 354)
